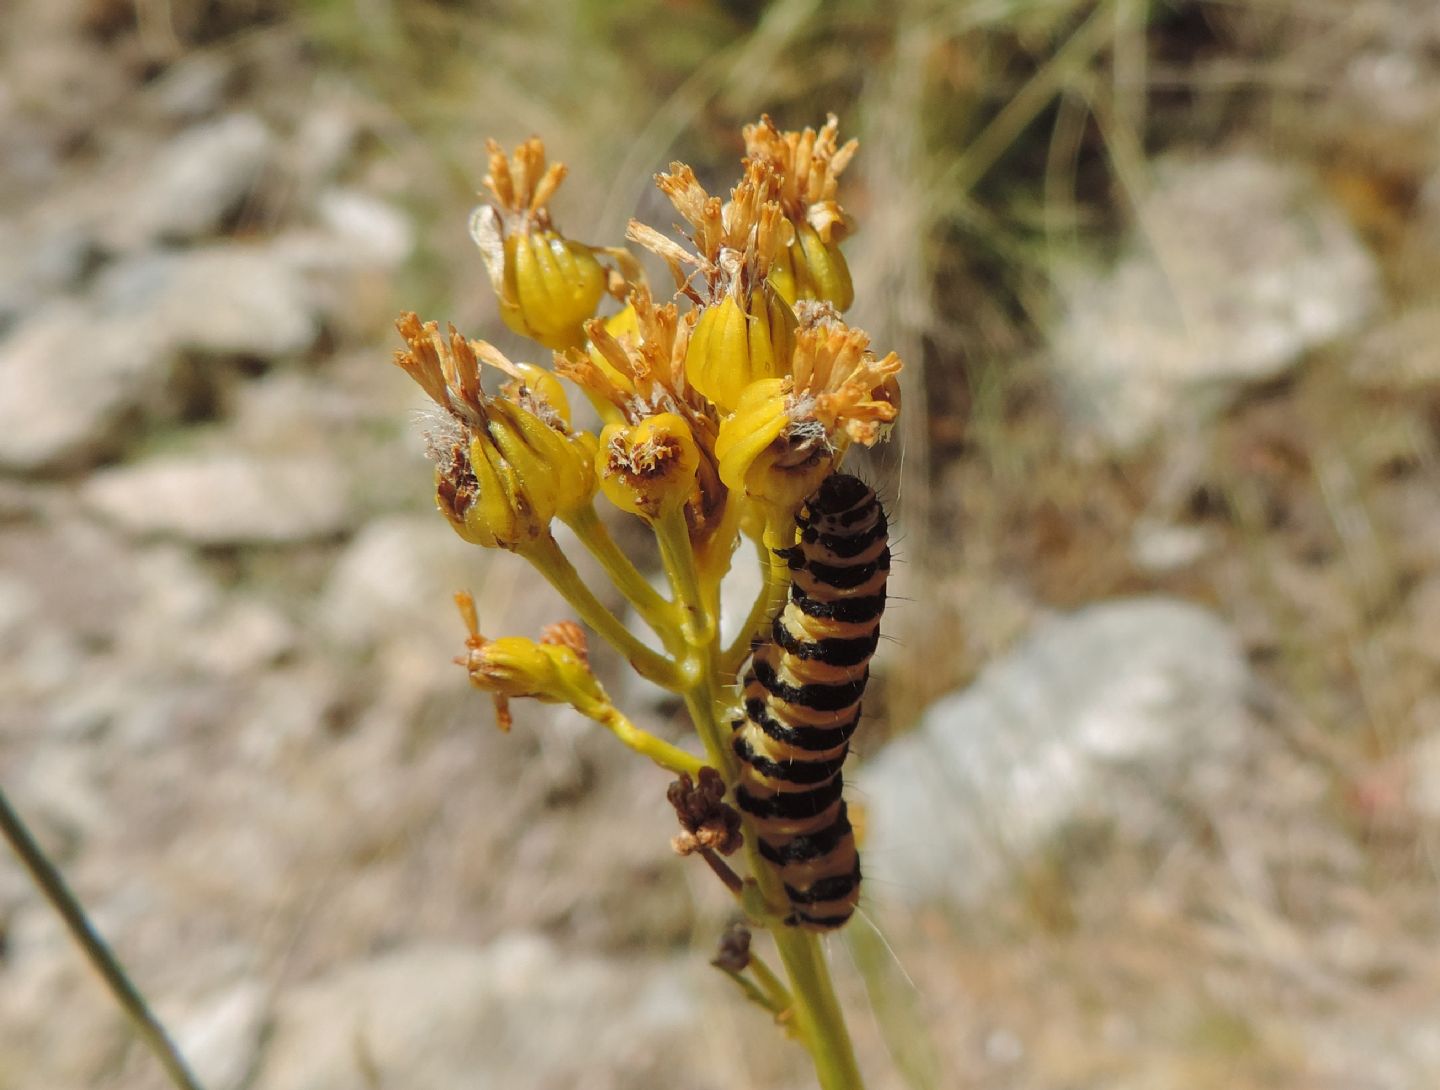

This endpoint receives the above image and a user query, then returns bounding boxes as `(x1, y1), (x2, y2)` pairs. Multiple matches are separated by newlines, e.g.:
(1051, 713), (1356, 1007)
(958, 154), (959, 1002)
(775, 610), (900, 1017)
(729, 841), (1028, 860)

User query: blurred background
(2, 0), (1439, 1087)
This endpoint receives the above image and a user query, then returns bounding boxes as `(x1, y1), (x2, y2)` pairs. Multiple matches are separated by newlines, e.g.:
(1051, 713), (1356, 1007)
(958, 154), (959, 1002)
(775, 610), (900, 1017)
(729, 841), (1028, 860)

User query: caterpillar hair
(731, 473), (889, 930)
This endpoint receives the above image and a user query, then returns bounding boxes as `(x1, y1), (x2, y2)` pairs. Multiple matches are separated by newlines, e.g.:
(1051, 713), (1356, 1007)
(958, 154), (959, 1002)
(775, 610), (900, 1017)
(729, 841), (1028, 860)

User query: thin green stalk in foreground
(0, 785), (207, 1090)
(657, 509), (865, 1090)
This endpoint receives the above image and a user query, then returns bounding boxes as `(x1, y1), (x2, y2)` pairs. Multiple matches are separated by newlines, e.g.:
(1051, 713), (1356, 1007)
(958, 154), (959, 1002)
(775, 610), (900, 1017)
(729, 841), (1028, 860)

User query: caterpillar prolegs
(731, 473), (889, 930)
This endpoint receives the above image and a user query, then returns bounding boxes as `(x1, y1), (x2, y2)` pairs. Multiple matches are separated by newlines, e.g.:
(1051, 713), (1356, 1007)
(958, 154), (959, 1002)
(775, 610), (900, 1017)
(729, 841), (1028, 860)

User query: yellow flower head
(788, 302), (902, 447)
(393, 312), (597, 550)
(598, 413), (702, 521)
(469, 138), (609, 350)
(627, 159), (797, 413)
(744, 115), (858, 311)
(558, 283), (696, 420)
(558, 285), (727, 536)
(715, 305), (901, 527)
(455, 593), (604, 731)
(744, 114), (857, 246)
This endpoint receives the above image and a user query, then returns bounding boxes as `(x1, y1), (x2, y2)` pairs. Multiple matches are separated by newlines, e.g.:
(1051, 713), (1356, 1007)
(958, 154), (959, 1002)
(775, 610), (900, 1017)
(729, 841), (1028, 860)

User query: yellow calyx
(771, 222), (854, 312)
(497, 229), (607, 350)
(715, 379), (834, 528)
(598, 413), (701, 520)
(685, 285), (796, 414)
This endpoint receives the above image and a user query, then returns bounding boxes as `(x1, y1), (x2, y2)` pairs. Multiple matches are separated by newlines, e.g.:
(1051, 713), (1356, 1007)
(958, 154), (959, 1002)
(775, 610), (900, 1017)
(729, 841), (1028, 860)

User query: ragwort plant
(393, 117), (900, 1089)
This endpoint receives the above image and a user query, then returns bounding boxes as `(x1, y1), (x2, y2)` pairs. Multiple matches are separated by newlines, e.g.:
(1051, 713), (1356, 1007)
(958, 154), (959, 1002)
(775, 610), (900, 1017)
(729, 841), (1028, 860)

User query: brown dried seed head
(668, 767), (743, 856)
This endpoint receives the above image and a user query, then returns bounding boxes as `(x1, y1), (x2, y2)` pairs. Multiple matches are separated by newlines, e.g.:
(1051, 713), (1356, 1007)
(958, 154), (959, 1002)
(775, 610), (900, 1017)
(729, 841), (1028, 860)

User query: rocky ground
(3, 2), (1440, 1089)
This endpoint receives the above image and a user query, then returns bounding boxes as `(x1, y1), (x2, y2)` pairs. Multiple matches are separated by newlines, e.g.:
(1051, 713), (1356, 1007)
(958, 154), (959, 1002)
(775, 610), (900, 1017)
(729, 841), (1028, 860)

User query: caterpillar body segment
(731, 473), (888, 930)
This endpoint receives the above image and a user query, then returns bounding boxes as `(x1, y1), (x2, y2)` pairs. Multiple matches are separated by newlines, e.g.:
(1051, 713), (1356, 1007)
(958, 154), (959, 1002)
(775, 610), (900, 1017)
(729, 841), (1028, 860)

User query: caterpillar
(731, 473), (889, 930)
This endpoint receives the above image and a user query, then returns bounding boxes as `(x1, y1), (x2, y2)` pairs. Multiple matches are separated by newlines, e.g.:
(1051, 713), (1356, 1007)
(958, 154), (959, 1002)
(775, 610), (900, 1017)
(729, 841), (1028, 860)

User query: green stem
(747, 950), (794, 1016)
(771, 928), (864, 1090)
(563, 505), (679, 642)
(654, 508), (716, 651)
(719, 948), (793, 1019)
(579, 700), (705, 778)
(655, 510), (864, 1089)
(0, 785), (208, 1090)
(719, 965), (785, 1017)
(522, 534), (682, 690)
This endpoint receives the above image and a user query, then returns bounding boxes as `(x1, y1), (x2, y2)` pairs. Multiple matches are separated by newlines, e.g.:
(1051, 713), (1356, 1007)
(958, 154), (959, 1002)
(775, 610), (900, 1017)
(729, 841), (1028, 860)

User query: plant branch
(522, 533), (682, 690)
(655, 507), (717, 652)
(563, 504), (679, 641)
(578, 700), (705, 778)
(655, 509), (864, 1087)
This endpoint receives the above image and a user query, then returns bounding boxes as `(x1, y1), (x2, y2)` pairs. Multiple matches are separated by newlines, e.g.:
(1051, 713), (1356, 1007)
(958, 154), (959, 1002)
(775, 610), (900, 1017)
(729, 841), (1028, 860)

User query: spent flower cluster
(393, 115), (899, 1090)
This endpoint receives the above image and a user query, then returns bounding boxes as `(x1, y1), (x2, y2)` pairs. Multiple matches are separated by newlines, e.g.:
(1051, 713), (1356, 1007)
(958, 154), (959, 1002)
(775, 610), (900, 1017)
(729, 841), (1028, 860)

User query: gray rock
(0, 299), (176, 472)
(290, 102), (363, 186)
(98, 541), (296, 678)
(146, 52), (236, 122)
(10, 744), (107, 858)
(0, 242), (320, 472)
(314, 187), (414, 267)
(859, 597), (1251, 907)
(93, 244), (319, 359)
(0, 217), (92, 333)
(317, 514), (487, 654)
(1050, 153), (1381, 451)
(100, 113), (275, 249)
(1129, 516), (1220, 574)
(253, 937), (703, 1090)
(82, 452), (355, 545)
(1349, 304), (1440, 390)
(1406, 726), (1440, 821)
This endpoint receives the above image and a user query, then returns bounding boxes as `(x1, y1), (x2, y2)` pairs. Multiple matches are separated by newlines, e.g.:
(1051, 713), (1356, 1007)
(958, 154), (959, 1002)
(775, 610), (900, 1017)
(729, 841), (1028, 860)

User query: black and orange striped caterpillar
(731, 473), (889, 930)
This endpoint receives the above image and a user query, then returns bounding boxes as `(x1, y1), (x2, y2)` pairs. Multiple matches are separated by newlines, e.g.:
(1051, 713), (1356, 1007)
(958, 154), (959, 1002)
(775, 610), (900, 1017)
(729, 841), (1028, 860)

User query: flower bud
(393, 315), (596, 550)
(597, 413), (701, 520)
(455, 594), (606, 732)
(685, 285), (796, 414)
(465, 635), (602, 706)
(484, 398), (597, 521)
(437, 427), (538, 549)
